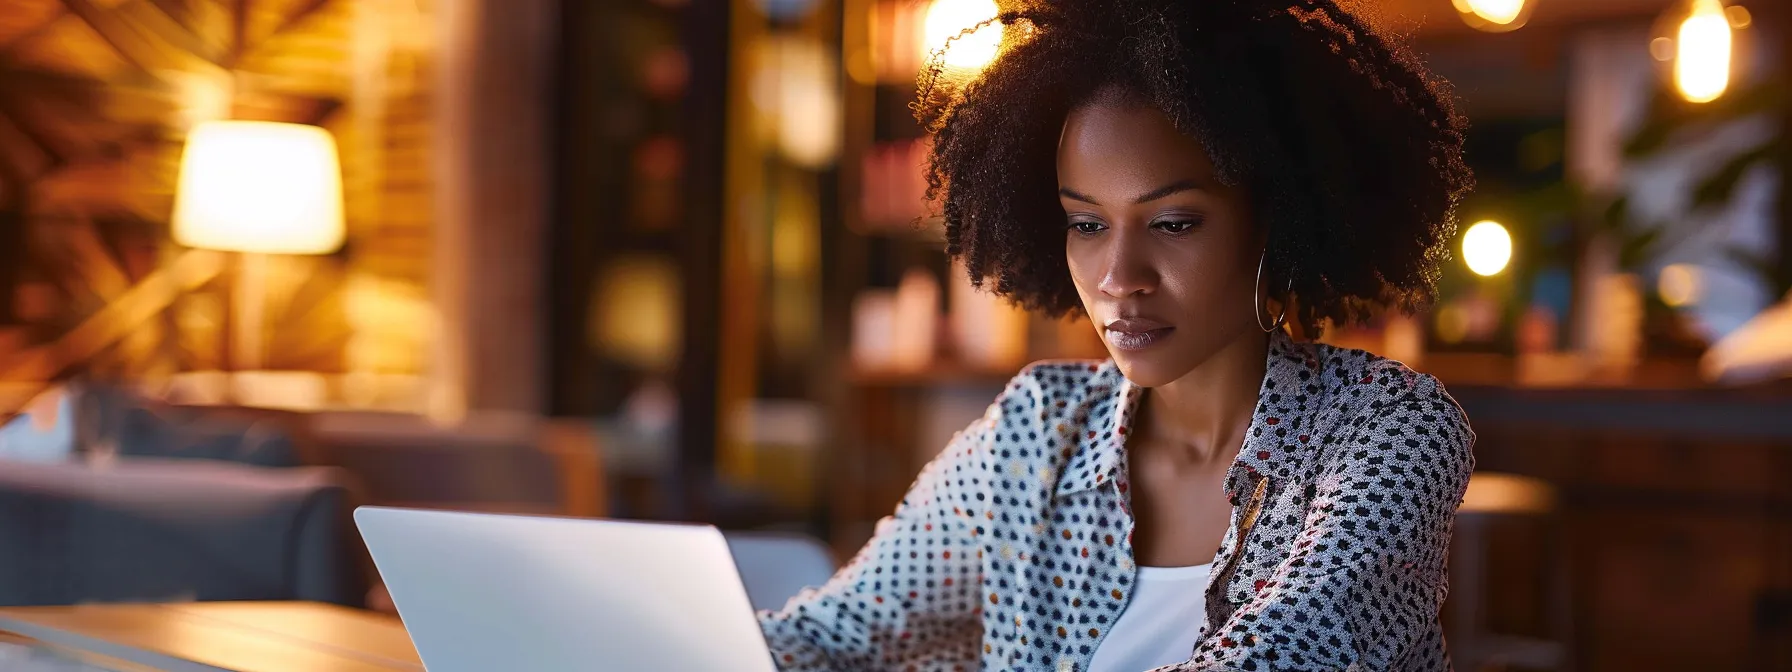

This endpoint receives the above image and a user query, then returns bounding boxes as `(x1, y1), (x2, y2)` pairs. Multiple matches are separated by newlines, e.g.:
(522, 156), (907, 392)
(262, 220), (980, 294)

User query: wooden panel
(1459, 387), (1792, 671)
(1577, 435), (1788, 500)
(1572, 510), (1776, 672)
(1768, 519), (1792, 670)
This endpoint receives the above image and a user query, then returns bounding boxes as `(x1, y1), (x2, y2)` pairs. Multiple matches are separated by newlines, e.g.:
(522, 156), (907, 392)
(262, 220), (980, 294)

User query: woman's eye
(1068, 220), (1106, 235)
(1153, 218), (1201, 234)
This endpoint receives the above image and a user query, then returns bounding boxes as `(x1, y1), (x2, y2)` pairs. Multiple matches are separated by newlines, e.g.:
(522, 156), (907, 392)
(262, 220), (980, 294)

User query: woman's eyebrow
(1057, 178), (1206, 206)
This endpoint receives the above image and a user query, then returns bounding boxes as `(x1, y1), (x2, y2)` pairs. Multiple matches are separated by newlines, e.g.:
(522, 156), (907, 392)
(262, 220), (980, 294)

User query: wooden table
(0, 602), (422, 672)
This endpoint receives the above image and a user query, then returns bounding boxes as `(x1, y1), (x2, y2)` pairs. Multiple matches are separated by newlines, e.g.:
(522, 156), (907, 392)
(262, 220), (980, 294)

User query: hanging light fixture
(1651, 0), (1752, 104)
(1452, 0), (1535, 33)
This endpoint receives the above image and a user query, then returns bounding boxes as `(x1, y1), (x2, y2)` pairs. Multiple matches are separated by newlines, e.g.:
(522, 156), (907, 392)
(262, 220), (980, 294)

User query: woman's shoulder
(1300, 340), (1465, 417)
(1299, 340), (1475, 472)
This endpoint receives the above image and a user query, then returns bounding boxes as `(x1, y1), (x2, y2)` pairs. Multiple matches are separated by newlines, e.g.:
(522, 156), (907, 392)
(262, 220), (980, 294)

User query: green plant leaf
(1620, 225), (1664, 269)
(1601, 195), (1630, 233)
(1725, 246), (1774, 276)
(1622, 83), (1785, 159)
(1726, 247), (1792, 301)
(1690, 138), (1782, 210)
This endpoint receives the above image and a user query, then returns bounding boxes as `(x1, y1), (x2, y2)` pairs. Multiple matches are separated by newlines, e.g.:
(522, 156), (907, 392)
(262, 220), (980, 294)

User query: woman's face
(1059, 97), (1264, 388)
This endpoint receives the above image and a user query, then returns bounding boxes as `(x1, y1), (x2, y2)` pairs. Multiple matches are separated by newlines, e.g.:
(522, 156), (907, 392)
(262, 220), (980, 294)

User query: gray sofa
(0, 457), (364, 607)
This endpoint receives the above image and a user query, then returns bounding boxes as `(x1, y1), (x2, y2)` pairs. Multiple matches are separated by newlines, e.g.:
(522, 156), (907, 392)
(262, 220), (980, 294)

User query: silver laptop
(354, 506), (779, 672)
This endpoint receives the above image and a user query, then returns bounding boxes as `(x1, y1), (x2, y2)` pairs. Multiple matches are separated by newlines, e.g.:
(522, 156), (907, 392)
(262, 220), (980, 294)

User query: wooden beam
(0, 381), (43, 420)
(228, 0), (248, 65)
(56, 0), (219, 73)
(61, 219), (133, 301)
(0, 248), (224, 383)
(270, 0), (333, 41)
(125, 0), (222, 67)
(0, 8), (70, 55)
(0, 89), (75, 174)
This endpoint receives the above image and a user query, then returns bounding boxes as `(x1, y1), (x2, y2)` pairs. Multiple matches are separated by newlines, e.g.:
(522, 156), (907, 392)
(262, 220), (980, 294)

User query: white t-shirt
(1088, 563), (1214, 672)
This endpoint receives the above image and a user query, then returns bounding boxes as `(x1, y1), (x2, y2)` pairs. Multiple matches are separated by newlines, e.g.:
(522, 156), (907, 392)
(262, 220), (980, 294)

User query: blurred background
(0, 0), (1788, 669)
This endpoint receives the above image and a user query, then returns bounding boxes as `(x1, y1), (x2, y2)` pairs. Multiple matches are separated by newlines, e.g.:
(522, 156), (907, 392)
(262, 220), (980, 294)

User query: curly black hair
(916, 0), (1473, 336)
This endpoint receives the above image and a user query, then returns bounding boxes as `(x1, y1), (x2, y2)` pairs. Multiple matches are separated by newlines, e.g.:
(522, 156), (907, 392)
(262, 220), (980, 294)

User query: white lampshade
(172, 121), (345, 255)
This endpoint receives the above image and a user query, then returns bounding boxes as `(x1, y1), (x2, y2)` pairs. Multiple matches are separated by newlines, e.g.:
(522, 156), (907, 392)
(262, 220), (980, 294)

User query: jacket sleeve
(1174, 387), (1476, 672)
(758, 401), (1002, 671)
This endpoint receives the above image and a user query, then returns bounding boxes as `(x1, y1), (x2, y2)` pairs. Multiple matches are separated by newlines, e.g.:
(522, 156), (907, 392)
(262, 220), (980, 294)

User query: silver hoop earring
(1255, 251), (1289, 333)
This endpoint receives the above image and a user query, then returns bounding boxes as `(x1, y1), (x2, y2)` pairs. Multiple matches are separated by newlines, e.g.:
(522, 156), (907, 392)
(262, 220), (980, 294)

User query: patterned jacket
(760, 332), (1476, 671)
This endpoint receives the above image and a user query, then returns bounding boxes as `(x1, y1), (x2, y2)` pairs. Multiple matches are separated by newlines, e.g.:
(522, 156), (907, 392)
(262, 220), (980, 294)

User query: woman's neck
(1139, 331), (1270, 465)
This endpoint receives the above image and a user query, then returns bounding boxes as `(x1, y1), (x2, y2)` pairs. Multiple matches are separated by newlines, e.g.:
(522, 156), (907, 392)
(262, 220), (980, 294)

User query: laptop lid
(354, 506), (778, 672)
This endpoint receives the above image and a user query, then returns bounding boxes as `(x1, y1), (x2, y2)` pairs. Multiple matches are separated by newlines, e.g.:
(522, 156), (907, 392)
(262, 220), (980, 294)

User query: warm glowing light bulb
(1675, 0), (1733, 103)
(923, 0), (1004, 72)
(1454, 0), (1527, 25)
(1462, 220), (1513, 277)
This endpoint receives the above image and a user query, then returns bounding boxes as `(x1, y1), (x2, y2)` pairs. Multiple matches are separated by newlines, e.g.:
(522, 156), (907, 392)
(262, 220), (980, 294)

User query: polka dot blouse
(760, 332), (1476, 671)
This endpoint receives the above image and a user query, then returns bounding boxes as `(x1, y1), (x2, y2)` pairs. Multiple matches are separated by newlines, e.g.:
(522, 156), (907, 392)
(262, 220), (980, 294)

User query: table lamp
(172, 120), (345, 378)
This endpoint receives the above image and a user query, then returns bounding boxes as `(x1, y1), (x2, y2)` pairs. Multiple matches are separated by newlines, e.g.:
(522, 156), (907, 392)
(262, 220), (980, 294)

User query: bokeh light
(1462, 220), (1513, 277)
(1659, 263), (1703, 307)
(1456, 0), (1526, 25)
(1436, 303), (1471, 344)
(1452, 0), (1531, 32)
(765, 38), (841, 167)
(1726, 5), (1752, 29)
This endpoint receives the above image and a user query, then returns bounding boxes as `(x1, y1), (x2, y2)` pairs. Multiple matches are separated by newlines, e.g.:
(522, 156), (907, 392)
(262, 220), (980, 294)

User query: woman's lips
(1104, 318), (1175, 352)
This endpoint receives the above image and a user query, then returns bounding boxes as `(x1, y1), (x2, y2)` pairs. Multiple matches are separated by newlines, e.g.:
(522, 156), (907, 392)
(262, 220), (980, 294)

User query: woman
(761, 1), (1476, 670)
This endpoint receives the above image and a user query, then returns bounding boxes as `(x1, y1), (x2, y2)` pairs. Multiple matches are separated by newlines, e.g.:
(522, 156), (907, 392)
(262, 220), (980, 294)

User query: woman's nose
(1098, 229), (1158, 298)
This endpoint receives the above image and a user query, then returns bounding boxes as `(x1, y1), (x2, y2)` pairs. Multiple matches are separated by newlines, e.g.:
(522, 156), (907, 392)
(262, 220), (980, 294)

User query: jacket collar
(1054, 331), (1322, 500)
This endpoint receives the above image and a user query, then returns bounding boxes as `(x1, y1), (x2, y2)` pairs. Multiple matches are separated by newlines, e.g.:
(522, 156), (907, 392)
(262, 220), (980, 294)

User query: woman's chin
(1108, 354), (1179, 389)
